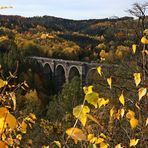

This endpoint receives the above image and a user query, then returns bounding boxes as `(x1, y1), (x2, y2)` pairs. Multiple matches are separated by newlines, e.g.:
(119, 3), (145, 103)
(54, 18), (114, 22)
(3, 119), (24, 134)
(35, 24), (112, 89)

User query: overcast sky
(0, 0), (147, 20)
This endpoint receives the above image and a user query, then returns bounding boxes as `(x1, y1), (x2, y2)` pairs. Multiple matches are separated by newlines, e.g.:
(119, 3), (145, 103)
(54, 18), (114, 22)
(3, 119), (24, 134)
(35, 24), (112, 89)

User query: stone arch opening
(68, 66), (80, 82)
(43, 63), (53, 80)
(86, 68), (99, 85)
(55, 65), (66, 91)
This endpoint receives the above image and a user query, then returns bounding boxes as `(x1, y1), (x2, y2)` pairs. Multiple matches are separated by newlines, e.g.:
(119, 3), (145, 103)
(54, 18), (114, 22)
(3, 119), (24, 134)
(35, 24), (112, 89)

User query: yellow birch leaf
(2, 133), (6, 141)
(146, 118), (148, 126)
(97, 66), (102, 76)
(126, 110), (135, 119)
(107, 77), (112, 89)
(83, 86), (93, 94)
(29, 113), (37, 120)
(88, 86), (93, 94)
(66, 128), (86, 143)
(115, 144), (124, 148)
(120, 108), (125, 118)
(0, 141), (8, 148)
(0, 118), (5, 134)
(83, 86), (88, 94)
(130, 139), (139, 147)
(21, 121), (27, 134)
(144, 50), (148, 55)
(85, 92), (99, 108)
(119, 93), (125, 106)
(95, 138), (104, 144)
(138, 88), (147, 101)
(132, 44), (136, 54)
(116, 110), (121, 120)
(87, 114), (99, 124)
(100, 133), (107, 139)
(7, 137), (13, 146)
(0, 79), (7, 89)
(130, 117), (138, 129)
(87, 134), (94, 141)
(16, 134), (22, 140)
(0, 107), (8, 118)
(98, 98), (109, 108)
(6, 113), (17, 129)
(90, 137), (97, 144)
(110, 107), (115, 118)
(133, 73), (141, 87)
(53, 141), (61, 148)
(73, 105), (90, 126)
(100, 142), (109, 148)
(141, 37), (148, 44)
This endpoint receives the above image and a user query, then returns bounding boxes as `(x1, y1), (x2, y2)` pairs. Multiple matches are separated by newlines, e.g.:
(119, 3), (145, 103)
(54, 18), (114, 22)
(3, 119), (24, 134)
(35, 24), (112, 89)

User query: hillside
(0, 14), (147, 64)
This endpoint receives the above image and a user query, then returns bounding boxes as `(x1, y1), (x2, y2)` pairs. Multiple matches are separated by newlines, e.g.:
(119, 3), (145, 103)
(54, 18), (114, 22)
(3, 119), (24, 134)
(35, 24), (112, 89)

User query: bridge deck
(29, 56), (101, 67)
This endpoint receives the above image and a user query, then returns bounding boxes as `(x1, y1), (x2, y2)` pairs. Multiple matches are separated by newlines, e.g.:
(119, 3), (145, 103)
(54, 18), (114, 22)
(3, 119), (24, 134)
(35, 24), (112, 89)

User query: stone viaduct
(28, 56), (113, 91)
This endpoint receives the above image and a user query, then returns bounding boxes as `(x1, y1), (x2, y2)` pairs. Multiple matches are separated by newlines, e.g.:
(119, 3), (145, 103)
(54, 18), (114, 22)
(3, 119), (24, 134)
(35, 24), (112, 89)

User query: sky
(0, 0), (147, 20)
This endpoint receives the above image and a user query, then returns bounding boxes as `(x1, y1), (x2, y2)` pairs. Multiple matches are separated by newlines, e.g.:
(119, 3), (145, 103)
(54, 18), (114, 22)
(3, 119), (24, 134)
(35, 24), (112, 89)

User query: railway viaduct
(28, 56), (113, 91)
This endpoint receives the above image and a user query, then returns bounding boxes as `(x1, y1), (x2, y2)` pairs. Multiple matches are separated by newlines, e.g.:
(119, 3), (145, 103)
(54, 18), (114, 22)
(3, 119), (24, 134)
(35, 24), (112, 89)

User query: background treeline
(0, 14), (147, 64)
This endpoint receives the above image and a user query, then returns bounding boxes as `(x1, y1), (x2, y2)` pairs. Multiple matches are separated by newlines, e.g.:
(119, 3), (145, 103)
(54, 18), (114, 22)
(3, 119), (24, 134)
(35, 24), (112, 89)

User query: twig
(63, 98), (86, 148)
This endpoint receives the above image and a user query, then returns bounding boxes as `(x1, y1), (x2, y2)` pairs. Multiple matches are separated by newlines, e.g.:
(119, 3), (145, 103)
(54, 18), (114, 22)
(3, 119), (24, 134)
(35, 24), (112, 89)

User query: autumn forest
(0, 2), (148, 148)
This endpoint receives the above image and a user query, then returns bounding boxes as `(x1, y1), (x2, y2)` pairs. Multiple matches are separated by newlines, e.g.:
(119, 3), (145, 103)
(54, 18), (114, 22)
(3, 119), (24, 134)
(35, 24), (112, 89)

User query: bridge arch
(86, 68), (99, 85)
(43, 63), (53, 80)
(55, 64), (66, 91)
(68, 66), (81, 82)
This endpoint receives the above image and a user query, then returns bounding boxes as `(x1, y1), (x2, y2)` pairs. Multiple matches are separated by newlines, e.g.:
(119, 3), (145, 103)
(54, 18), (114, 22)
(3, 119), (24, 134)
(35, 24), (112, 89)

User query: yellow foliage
(98, 98), (109, 108)
(66, 128), (86, 144)
(0, 107), (17, 134)
(87, 114), (99, 124)
(53, 141), (61, 148)
(115, 144), (124, 148)
(95, 138), (104, 144)
(73, 105), (90, 126)
(97, 66), (102, 76)
(5, 113), (17, 129)
(0, 79), (7, 89)
(130, 139), (139, 147)
(0, 107), (8, 118)
(100, 142), (109, 148)
(110, 107), (115, 118)
(120, 108), (125, 118)
(0, 141), (8, 148)
(141, 37), (148, 44)
(133, 73), (141, 87)
(16, 134), (22, 141)
(138, 87), (147, 101)
(83, 85), (93, 94)
(132, 44), (137, 54)
(119, 93), (125, 106)
(87, 134), (95, 141)
(20, 121), (27, 134)
(107, 77), (112, 89)
(130, 117), (138, 129)
(126, 110), (135, 119)
(85, 92), (99, 108)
